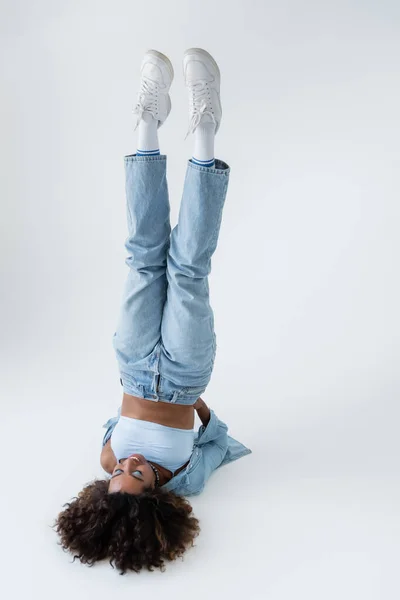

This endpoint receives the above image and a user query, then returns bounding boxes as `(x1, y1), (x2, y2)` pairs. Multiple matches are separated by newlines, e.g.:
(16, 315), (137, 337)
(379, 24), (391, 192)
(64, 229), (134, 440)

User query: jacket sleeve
(190, 409), (229, 492)
(195, 408), (229, 447)
(198, 437), (228, 483)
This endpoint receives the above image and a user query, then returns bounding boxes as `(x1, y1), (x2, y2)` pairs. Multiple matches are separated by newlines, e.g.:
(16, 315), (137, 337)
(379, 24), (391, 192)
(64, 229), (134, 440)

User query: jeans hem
(124, 154), (167, 162)
(188, 158), (230, 175)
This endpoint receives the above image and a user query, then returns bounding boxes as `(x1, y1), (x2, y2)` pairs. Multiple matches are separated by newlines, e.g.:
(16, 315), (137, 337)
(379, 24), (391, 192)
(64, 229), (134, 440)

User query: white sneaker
(133, 50), (174, 130)
(183, 48), (222, 138)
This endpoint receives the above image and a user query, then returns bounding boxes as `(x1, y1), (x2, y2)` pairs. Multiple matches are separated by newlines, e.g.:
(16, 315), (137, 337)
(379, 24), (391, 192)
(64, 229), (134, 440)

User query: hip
(119, 369), (208, 406)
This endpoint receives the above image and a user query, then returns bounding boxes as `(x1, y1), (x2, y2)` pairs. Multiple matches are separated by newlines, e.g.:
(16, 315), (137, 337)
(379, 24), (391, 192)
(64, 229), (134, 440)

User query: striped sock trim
(191, 157), (215, 168)
(137, 149), (160, 156)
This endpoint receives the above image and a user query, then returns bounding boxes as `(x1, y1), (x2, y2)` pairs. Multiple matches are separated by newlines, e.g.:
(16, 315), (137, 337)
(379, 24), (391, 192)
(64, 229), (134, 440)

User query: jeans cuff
(124, 154), (167, 162)
(188, 158), (230, 175)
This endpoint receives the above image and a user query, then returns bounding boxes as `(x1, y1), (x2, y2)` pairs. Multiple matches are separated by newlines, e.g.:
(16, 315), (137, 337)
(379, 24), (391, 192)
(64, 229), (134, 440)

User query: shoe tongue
(142, 63), (161, 83)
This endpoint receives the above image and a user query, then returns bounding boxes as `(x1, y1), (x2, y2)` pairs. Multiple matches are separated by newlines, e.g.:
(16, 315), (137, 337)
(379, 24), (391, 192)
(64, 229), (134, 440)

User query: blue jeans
(112, 154), (230, 406)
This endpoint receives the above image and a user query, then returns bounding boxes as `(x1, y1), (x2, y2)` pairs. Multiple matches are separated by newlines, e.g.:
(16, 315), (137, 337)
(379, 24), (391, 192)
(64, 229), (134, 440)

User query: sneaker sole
(183, 47), (221, 80)
(144, 49), (174, 82)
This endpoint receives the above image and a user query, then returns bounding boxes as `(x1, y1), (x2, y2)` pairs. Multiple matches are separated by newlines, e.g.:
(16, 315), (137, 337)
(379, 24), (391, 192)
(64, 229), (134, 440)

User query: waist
(121, 393), (195, 429)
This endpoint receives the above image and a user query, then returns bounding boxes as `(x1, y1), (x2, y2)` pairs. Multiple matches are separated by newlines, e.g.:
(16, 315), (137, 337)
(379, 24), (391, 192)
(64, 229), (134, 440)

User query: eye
(112, 467), (143, 479)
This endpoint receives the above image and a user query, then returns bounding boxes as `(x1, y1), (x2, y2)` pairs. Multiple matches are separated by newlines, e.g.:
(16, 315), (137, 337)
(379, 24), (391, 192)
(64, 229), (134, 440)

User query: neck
(150, 462), (173, 486)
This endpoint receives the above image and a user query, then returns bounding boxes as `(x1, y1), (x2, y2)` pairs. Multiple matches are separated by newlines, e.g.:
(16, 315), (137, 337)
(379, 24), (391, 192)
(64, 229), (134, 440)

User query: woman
(55, 48), (252, 574)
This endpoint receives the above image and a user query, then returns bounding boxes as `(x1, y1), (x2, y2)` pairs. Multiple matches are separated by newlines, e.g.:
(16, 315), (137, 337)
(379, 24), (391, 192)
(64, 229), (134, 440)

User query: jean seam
(204, 177), (228, 263)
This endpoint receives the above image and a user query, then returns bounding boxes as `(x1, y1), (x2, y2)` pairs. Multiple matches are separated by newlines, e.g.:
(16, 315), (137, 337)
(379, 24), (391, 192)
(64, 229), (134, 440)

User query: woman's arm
(193, 397), (211, 427)
(100, 439), (118, 474)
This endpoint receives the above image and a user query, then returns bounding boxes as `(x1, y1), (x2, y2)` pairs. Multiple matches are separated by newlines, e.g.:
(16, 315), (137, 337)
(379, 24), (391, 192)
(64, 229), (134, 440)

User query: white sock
(192, 120), (215, 167)
(137, 113), (160, 155)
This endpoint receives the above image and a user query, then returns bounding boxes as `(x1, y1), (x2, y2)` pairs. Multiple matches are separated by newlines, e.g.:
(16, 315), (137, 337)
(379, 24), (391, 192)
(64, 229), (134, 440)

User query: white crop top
(111, 416), (195, 473)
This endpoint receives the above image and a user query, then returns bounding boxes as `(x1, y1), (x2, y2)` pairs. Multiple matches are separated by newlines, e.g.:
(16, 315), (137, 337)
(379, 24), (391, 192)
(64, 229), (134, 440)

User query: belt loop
(151, 372), (161, 399)
(153, 373), (158, 391)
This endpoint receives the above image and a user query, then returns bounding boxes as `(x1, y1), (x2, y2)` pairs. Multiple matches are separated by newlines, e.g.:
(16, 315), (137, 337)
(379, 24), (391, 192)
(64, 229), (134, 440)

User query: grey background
(1, 0), (399, 598)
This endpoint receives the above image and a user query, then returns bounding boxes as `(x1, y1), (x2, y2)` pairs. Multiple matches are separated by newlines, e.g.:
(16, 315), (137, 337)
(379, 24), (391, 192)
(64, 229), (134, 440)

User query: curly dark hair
(54, 479), (200, 574)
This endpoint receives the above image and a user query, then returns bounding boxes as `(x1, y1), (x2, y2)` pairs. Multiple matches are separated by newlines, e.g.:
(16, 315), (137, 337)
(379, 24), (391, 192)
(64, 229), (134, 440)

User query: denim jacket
(102, 408), (252, 496)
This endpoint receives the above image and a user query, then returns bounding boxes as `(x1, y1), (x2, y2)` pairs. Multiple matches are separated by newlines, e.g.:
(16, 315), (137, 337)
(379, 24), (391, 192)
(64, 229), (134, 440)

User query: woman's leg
(113, 51), (173, 390)
(160, 158), (230, 389)
(159, 49), (229, 391)
(113, 155), (170, 365)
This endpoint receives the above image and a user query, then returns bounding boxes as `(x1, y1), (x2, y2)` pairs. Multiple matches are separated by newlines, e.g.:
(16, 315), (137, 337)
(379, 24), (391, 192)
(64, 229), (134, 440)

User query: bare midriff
(121, 393), (195, 430)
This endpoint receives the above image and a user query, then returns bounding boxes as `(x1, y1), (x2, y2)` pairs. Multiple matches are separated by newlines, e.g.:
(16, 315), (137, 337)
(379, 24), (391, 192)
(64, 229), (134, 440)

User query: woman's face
(108, 454), (155, 495)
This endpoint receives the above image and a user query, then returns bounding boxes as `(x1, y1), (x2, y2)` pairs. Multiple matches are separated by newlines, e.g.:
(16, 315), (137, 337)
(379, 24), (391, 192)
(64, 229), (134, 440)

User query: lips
(126, 453), (146, 464)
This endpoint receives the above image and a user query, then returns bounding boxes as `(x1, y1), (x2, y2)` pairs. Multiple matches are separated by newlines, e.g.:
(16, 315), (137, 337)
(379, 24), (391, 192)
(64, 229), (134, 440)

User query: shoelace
(185, 80), (217, 139)
(133, 77), (159, 130)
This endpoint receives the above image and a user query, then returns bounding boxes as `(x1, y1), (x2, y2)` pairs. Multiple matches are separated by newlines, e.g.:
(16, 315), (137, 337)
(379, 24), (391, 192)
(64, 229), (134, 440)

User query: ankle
(137, 113), (159, 154)
(191, 157), (215, 168)
(192, 121), (215, 166)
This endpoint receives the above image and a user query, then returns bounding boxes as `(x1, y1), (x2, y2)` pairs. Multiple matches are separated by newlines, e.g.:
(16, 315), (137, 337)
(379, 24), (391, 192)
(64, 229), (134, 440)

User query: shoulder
(100, 439), (117, 474)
